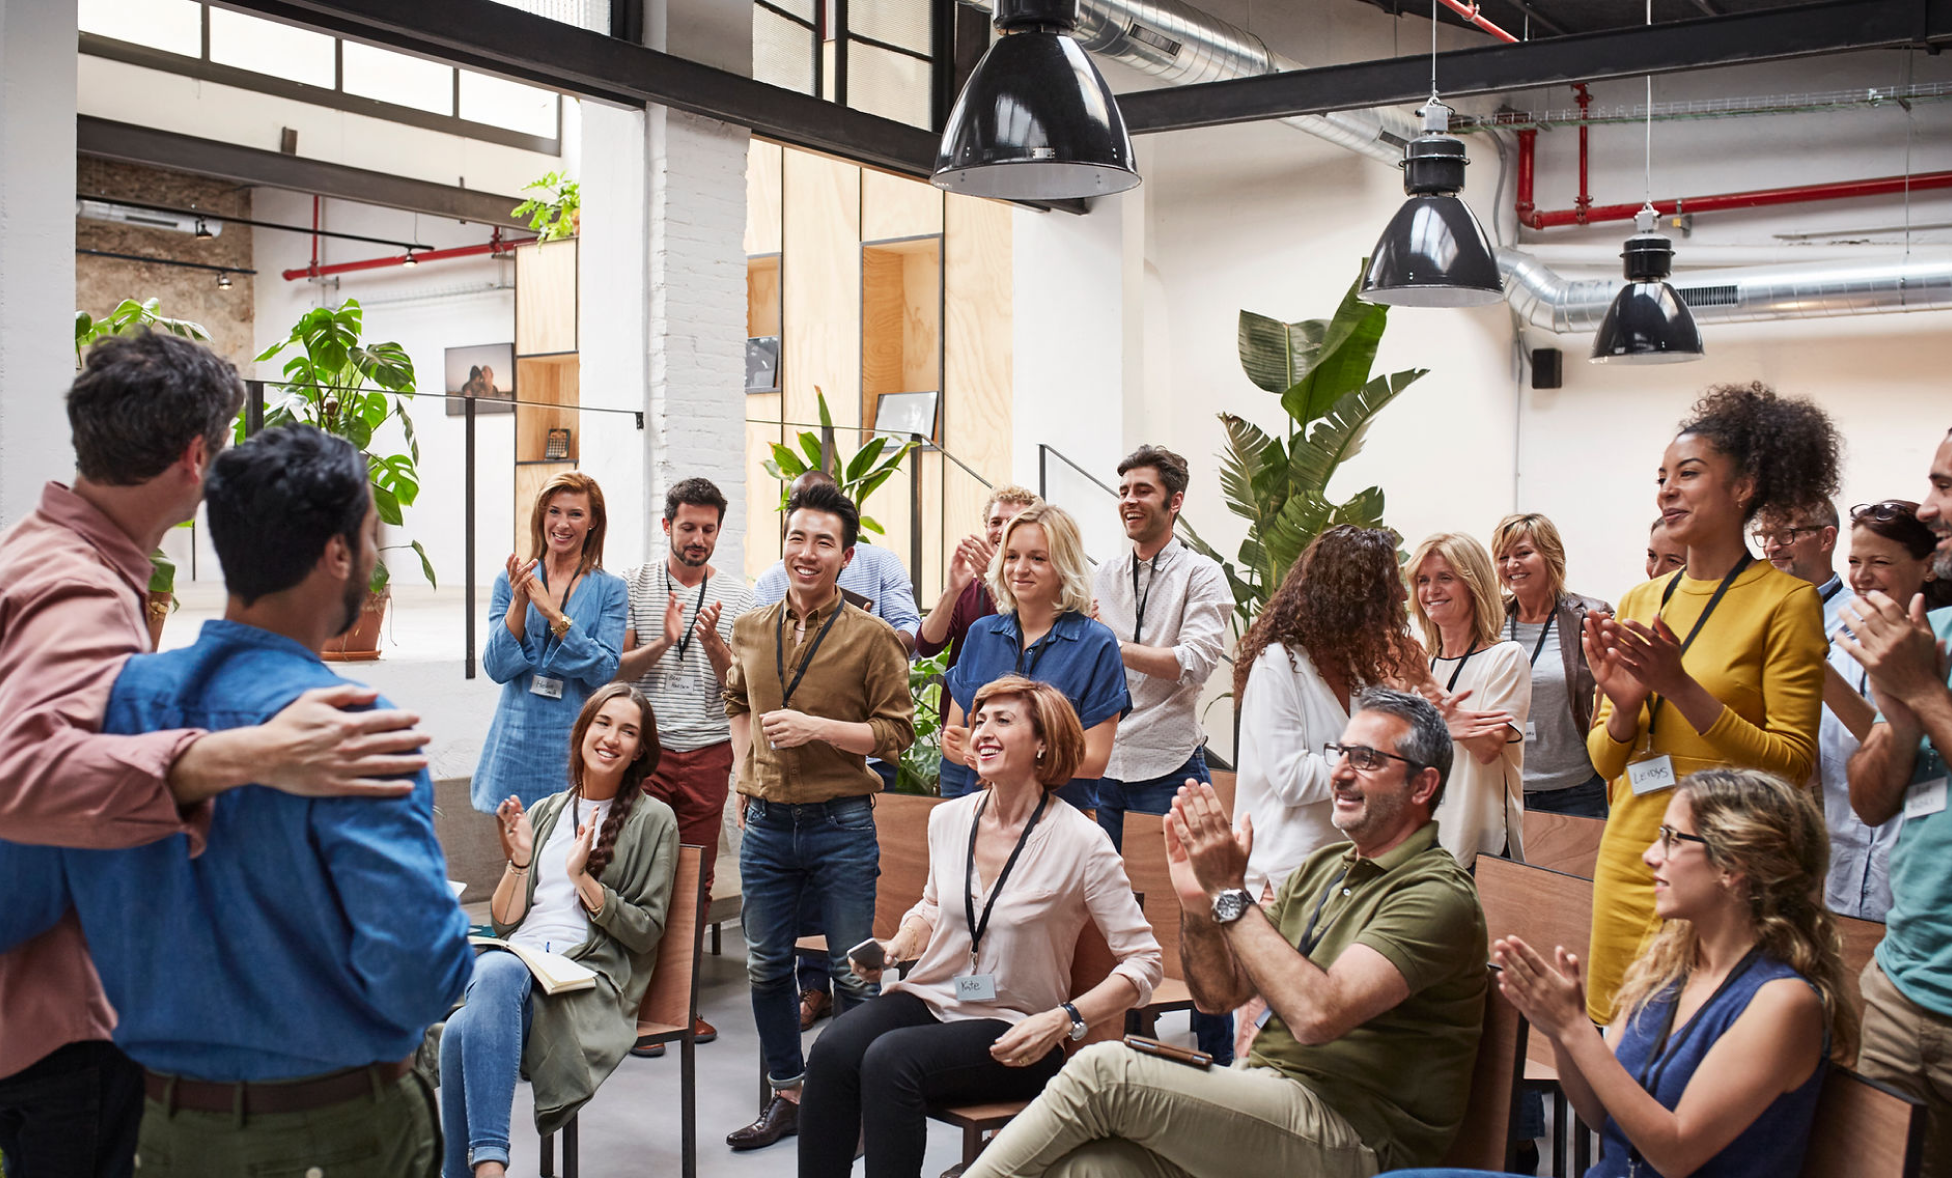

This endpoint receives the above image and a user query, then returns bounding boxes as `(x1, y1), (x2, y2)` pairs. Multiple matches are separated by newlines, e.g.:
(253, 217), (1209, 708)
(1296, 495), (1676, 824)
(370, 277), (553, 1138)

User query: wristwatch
(1210, 888), (1255, 925)
(1060, 1001), (1087, 1041)
(550, 615), (573, 639)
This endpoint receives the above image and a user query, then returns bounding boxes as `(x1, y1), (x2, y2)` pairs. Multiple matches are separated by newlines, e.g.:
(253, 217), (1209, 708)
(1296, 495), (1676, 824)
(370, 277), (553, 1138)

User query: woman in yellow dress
(1580, 382), (1838, 1024)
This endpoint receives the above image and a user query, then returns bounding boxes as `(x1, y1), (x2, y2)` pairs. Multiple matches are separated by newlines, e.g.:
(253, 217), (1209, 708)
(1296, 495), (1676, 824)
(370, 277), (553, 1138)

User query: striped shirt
(623, 560), (752, 752)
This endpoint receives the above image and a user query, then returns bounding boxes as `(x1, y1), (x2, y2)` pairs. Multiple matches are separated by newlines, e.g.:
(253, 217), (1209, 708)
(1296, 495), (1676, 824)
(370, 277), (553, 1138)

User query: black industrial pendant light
(932, 0), (1139, 200)
(1358, 1), (1502, 307)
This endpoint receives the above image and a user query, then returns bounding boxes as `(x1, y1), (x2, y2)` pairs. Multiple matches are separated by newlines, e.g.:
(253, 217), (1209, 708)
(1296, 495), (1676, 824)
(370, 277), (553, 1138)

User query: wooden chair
(1438, 968), (1530, 1171)
(705, 859), (741, 956)
(1834, 912), (1886, 1057)
(540, 845), (707, 1178)
(1799, 1066), (1925, 1178)
(1520, 810), (1605, 878)
(1208, 768), (1237, 820)
(1119, 813), (1195, 1032)
(432, 777), (504, 926)
(927, 916), (1127, 1166)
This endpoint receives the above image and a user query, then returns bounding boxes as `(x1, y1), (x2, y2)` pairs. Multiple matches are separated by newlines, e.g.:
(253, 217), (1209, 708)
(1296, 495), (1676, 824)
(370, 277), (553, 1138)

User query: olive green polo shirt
(1245, 821), (1487, 1171)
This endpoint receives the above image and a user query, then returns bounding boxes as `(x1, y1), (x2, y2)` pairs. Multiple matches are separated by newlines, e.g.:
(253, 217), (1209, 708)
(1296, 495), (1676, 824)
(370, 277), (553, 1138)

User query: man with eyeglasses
(962, 688), (1487, 1178)
(1845, 427), (1952, 1177)
(1752, 500), (1847, 637)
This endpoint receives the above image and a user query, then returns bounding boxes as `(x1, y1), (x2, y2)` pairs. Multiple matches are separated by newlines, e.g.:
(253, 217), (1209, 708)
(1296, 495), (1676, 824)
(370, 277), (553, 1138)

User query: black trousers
(0, 1039), (144, 1178)
(799, 991), (1065, 1178)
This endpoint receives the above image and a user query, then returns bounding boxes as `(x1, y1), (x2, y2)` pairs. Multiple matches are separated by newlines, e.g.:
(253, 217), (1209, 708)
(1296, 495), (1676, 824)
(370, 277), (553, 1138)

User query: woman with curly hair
(1582, 382), (1837, 1022)
(1233, 525), (1426, 899)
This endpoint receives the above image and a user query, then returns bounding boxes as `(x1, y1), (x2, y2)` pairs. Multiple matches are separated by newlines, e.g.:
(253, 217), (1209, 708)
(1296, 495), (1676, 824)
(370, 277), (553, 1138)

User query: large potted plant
(761, 390), (918, 538)
(253, 299), (435, 659)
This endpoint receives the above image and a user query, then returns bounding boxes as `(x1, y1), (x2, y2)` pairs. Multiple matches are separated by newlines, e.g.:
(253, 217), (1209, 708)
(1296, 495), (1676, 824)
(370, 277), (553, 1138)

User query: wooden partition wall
(743, 140), (1013, 599)
(513, 238), (580, 550)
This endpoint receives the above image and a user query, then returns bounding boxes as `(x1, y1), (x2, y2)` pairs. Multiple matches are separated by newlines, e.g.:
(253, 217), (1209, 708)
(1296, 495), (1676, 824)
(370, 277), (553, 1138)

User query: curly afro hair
(1232, 525), (1422, 701)
(1676, 382), (1840, 525)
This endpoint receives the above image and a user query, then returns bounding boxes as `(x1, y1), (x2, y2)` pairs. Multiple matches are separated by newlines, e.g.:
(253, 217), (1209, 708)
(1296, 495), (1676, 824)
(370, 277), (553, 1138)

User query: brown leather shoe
(726, 1094), (798, 1151)
(799, 988), (833, 1031)
(693, 1017), (717, 1044)
(629, 1034), (666, 1058)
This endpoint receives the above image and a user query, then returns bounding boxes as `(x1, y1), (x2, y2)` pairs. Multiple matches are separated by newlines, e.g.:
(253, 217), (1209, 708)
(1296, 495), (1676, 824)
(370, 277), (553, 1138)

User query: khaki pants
(962, 1042), (1379, 1178)
(1858, 958), (1952, 1178)
(133, 1068), (439, 1178)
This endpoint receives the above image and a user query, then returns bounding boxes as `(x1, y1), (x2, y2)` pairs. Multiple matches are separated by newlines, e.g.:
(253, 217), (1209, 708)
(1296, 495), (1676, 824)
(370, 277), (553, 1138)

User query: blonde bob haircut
(970, 675), (1086, 790)
(987, 503), (1095, 617)
(1407, 532), (1505, 656)
(1490, 512), (1569, 610)
(527, 470), (609, 579)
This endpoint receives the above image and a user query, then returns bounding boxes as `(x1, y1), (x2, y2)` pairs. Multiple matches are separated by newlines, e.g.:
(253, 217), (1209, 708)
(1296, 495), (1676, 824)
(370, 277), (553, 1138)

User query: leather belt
(144, 1057), (414, 1115)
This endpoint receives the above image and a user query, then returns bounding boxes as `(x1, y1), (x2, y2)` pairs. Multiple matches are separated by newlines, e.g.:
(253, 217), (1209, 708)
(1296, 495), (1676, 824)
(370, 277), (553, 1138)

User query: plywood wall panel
(515, 240), (578, 356)
(746, 390), (784, 581)
(781, 148), (862, 431)
(862, 168), (943, 242)
(943, 194), (1013, 543)
(515, 356), (580, 463)
(748, 256), (781, 339)
(746, 141), (783, 256)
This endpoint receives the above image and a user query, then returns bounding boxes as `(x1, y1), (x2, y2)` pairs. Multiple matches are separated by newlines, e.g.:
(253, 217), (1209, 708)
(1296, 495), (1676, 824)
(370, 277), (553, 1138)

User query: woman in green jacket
(441, 683), (680, 1178)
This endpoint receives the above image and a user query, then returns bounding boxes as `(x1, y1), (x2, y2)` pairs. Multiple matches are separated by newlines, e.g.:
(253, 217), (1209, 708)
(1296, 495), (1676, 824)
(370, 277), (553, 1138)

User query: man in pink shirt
(0, 333), (432, 1178)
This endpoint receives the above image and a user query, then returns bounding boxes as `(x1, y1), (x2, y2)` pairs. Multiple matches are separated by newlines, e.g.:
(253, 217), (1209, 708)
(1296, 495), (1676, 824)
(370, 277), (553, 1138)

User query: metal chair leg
(564, 1116), (579, 1178)
(683, 1031), (698, 1178)
(540, 1130), (556, 1178)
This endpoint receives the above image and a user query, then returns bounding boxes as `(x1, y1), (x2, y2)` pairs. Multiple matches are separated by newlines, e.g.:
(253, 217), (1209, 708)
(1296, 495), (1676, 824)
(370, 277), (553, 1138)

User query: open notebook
(468, 936), (598, 996)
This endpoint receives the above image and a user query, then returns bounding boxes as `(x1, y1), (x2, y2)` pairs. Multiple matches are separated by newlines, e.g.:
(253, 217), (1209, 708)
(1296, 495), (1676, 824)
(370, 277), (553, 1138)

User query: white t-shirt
(509, 796), (613, 956)
(1236, 643), (1351, 898)
(1428, 641), (1531, 867)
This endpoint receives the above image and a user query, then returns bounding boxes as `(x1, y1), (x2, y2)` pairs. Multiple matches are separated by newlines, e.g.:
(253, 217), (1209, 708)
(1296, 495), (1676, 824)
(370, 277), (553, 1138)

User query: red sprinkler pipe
(1515, 127), (1538, 226)
(282, 228), (531, 281)
(1573, 85), (1593, 225)
(1521, 170), (1952, 230)
(1435, 0), (1519, 43)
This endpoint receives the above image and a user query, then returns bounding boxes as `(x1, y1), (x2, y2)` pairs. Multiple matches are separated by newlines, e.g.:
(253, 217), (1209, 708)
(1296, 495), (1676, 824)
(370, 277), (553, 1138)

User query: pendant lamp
(932, 0), (1140, 200)
(1590, 206), (1703, 363)
(1358, 100), (1504, 307)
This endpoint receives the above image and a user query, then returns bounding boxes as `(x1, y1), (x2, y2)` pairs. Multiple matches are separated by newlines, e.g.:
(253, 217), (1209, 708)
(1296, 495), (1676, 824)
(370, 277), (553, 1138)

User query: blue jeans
(1525, 772), (1610, 819)
(742, 795), (881, 1088)
(440, 950), (535, 1178)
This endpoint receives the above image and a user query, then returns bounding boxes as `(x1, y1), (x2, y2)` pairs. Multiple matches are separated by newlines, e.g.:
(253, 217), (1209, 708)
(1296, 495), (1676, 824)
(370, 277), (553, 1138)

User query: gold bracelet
(550, 615), (573, 639)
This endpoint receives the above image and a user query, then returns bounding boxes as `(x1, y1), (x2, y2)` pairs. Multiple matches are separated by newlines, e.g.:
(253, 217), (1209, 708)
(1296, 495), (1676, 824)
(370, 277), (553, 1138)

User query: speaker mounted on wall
(1531, 347), (1563, 390)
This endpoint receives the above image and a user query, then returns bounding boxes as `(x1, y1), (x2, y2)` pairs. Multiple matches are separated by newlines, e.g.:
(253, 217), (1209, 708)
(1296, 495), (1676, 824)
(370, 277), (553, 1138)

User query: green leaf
(772, 441), (809, 477)
(1280, 272), (1390, 424)
(410, 539), (437, 588)
(859, 513), (885, 535)
(844, 435), (888, 481)
(796, 430), (825, 470)
(371, 484), (404, 526)
(816, 389), (834, 432)
(1237, 310), (1327, 395)
(1286, 367), (1427, 501)
(147, 549), (176, 596)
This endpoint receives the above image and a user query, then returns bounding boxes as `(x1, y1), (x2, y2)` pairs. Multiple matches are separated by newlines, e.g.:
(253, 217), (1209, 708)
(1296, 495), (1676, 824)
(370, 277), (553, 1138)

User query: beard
(1934, 541), (1952, 585)
(675, 545), (710, 567)
(333, 574), (368, 637)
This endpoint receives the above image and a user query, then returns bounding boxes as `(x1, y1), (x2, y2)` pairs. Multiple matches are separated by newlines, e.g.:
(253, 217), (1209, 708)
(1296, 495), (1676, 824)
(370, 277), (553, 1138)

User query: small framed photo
(873, 390), (940, 445)
(745, 336), (781, 392)
(445, 343), (516, 415)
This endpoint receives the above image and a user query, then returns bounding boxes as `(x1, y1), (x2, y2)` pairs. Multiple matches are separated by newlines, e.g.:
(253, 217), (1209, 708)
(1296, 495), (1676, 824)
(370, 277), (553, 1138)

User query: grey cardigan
(493, 788), (680, 1135)
(1504, 591), (1611, 735)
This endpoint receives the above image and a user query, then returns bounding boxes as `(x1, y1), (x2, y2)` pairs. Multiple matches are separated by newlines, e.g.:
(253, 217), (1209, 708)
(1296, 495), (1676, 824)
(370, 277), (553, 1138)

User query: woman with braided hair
(439, 684), (680, 1178)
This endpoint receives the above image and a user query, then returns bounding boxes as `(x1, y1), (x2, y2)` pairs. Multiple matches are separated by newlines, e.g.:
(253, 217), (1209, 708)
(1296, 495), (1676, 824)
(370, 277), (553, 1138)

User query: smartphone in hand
(848, 936), (887, 973)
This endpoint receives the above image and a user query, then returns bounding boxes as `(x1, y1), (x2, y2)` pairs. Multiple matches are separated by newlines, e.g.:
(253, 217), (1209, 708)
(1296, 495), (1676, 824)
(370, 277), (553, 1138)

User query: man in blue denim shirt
(0, 426), (472, 1177)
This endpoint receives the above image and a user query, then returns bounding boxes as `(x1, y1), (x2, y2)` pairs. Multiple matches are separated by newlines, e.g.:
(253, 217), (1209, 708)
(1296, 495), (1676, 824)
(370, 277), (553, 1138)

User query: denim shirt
(476, 565), (628, 811)
(0, 620), (472, 1082)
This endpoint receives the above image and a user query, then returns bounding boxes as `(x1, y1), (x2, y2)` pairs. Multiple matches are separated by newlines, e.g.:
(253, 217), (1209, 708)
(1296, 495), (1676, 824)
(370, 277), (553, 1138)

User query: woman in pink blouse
(798, 677), (1162, 1178)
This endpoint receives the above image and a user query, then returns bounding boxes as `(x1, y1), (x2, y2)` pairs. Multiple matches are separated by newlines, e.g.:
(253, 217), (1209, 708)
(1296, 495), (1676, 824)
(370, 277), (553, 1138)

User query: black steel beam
(1118, 0), (1952, 134)
(78, 117), (526, 227)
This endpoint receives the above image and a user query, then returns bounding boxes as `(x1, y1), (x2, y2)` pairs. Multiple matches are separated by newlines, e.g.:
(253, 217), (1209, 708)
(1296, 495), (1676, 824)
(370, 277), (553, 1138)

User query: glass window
(458, 70), (558, 137)
(78, 0), (202, 57)
(847, 41), (930, 129)
(208, 8), (336, 89)
(342, 42), (454, 115)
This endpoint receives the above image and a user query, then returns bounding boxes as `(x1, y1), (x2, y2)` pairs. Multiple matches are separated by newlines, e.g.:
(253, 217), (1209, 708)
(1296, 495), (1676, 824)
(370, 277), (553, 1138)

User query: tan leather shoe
(799, 988), (833, 1031)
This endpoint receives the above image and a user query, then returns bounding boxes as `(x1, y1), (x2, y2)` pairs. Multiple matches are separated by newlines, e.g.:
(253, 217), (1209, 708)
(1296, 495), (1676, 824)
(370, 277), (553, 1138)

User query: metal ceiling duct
(954, 0), (1420, 164)
(1499, 248), (1952, 332)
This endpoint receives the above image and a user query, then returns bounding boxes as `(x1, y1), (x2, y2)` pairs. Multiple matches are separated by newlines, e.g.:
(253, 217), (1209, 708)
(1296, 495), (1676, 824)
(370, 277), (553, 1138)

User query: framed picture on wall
(873, 390), (939, 445)
(445, 342), (516, 415)
(746, 336), (781, 392)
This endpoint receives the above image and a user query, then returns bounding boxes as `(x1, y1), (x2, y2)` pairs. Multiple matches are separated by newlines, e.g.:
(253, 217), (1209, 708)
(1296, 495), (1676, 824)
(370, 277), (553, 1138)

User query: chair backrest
(639, 844), (706, 1030)
(433, 777), (506, 901)
(1834, 912), (1886, 1032)
(1067, 915), (1126, 1051)
(1799, 1066), (1925, 1178)
(874, 793), (946, 940)
(1476, 856), (1593, 1067)
(1209, 768), (1237, 820)
(1120, 813), (1181, 980)
(1439, 968), (1528, 1171)
(1521, 811), (1605, 878)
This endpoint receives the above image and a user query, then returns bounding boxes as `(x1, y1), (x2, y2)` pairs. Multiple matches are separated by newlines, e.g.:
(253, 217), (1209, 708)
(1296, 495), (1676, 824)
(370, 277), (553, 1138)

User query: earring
(1037, 748), (1045, 760)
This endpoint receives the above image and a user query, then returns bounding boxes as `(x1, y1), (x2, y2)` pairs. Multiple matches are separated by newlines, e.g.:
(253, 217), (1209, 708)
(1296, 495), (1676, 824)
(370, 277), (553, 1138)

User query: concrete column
(0, 0), (79, 522)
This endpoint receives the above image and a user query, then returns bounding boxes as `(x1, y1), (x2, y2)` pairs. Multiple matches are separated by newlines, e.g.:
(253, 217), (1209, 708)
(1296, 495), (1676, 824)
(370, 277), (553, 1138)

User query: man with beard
(1845, 427), (1952, 1178)
(618, 476), (750, 1049)
(0, 425), (471, 1176)
(963, 688), (1486, 1178)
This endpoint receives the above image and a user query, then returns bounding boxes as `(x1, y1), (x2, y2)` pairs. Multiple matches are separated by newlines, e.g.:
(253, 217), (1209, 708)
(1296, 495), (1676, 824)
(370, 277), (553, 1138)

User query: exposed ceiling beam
(78, 117), (526, 227)
(1118, 0), (1952, 134)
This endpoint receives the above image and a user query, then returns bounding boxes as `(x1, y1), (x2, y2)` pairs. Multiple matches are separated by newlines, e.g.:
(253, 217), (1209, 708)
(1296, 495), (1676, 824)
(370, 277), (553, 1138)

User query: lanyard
(964, 790), (1050, 963)
(1013, 619), (1055, 677)
(1298, 865), (1354, 957)
(1628, 948), (1762, 1175)
(665, 566), (710, 662)
(775, 600), (844, 709)
(1507, 613), (1555, 668)
(1646, 556), (1752, 737)
(1131, 549), (1164, 645)
(1819, 577), (1844, 604)
(1431, 642), (1482, 693)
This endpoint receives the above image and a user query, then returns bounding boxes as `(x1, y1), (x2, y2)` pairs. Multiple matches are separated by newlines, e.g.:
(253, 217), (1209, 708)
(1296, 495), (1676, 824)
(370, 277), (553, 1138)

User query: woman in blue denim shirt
(474, 472), (629, 812)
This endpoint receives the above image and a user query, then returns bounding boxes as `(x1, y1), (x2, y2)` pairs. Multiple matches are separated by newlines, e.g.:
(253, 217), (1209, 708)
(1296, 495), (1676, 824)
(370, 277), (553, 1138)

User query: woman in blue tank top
(1391, 767), (1855, 1178)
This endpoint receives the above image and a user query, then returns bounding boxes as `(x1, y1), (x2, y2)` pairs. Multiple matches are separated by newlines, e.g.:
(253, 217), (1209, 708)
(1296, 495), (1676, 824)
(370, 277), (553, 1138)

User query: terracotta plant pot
(145, 591), (172, 652)
(322, 590), (389, 662)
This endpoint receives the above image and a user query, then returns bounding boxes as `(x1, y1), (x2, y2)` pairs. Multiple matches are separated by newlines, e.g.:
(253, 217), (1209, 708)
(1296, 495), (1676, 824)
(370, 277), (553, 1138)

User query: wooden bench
(1520, 810), (1605, 878)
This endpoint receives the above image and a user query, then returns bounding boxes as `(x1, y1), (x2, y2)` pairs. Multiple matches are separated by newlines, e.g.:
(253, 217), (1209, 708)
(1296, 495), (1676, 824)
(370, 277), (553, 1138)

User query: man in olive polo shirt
(966, 688), (1486, 1178)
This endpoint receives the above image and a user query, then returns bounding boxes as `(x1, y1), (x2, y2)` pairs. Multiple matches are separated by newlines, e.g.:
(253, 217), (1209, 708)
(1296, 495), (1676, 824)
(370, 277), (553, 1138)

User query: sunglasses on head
(1851, 501), (1918, 524)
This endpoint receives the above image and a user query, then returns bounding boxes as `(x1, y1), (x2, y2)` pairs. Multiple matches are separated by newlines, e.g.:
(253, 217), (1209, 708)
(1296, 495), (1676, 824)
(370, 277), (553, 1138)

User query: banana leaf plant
(1196, 266), (1427, 632)
(761, 389), (919, 538)
(251, 300), (435, 593)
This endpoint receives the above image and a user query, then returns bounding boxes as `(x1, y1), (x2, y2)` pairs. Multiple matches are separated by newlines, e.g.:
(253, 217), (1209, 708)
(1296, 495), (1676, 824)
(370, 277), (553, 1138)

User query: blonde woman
(1409, 532), (1532, 866)
(941, 504), (1129, 808)
(1492, 513), (1614, 819)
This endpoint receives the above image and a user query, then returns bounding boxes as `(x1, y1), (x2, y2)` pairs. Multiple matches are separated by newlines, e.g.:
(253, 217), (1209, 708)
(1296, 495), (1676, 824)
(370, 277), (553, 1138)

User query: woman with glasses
(1818, 501), (1949, 920)
(1492, 513), (1614, 819)
(1393, 767), (1855, 1178)
(1581, 384), (1837, 1024)
(1408, 532), (1531, 867)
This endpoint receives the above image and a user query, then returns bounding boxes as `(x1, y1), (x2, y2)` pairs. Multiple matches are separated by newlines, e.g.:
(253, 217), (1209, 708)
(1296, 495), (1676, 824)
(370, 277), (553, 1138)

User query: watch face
(1212, 890), (1248, 923)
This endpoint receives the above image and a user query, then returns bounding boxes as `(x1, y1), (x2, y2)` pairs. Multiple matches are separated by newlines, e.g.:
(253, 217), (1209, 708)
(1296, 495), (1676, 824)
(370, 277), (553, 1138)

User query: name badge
(1904, 777), (1948, 821)
(1254, 1005), (1274, 1029)
(1627, 754), (1677, 796)
(954, 973), (998, 1002)
(530, 675), (565, 699)
(1524, 721), (1538, 743)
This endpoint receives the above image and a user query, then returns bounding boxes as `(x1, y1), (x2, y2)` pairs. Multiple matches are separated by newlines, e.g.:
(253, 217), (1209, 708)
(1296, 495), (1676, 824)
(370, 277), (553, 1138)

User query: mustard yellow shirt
(1584, 561), (1824, 1023)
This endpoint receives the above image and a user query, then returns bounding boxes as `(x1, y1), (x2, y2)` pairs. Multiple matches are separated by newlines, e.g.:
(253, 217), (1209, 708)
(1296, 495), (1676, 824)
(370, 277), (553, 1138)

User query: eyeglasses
(1748, 525), (1820, 548)
(1325, 742), (1422, 773)
(1851, 501), (1917, 524)
(1655, 824), (1710, 854)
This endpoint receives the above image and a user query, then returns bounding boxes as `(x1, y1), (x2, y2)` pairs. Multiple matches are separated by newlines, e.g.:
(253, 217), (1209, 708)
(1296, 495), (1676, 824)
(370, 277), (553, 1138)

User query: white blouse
(1236, 643), (1352, 898)
(1428, 641), (1531, 867)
